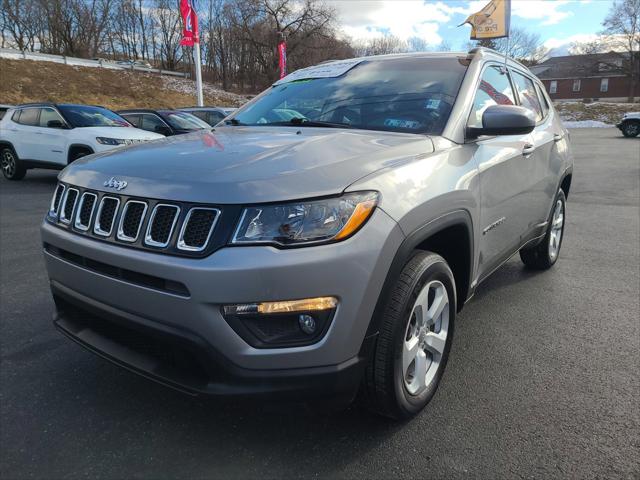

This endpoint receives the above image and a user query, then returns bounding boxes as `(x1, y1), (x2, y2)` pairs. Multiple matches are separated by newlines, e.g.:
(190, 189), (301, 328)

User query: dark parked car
(179, 106), (237, 126)
(117, 109), (211, 136)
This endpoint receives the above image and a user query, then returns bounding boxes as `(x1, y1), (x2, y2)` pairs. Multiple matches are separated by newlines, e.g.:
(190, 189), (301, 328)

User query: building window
(572, 79), (581, 92)
(600, 78), (609, 93)
(549, 81), (557, 94)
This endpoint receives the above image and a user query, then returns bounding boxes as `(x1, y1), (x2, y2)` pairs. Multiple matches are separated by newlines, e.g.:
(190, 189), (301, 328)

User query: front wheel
(1, 146), (26, 180)
(622, 121), (640, 138)
(361, 251), (456, 419)
(520, 189), (566, 270)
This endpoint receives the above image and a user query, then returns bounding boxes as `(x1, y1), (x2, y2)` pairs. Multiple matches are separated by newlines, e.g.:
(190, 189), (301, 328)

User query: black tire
(361, 251), (456, 419)
(1, 146), (27, 180)
(621, 121), (640, 138)
(520, 189), (566, 270)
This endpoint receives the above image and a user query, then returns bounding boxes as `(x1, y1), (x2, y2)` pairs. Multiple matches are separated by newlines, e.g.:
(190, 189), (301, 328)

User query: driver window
(39, 108), (65, 128)
(468, 66), (516, 128)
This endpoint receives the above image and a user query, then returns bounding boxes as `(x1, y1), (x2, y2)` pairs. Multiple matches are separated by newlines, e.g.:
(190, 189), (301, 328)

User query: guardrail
(0, 48), (189, 78)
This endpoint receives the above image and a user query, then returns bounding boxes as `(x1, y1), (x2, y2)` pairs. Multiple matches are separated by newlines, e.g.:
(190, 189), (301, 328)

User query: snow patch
(562, 120), (614, 129)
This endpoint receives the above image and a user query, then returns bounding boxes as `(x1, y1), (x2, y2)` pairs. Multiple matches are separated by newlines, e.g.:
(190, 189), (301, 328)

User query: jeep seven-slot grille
(60, 189), (79, 224)
(76, 193), (97, 230)
(178, 208), (220, 251)
(48, 183), (223, 257)
(50, 184), (65, 217)
(95, 197), (119, 236)
(147, 205), (180, 247)
(118, 201), (146, 242)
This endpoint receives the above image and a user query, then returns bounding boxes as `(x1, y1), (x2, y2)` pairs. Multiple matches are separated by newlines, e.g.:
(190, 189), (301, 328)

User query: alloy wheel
(548, 199), (564, 261)
(402, 280), (449, 396)
(2, 150), (16, 178)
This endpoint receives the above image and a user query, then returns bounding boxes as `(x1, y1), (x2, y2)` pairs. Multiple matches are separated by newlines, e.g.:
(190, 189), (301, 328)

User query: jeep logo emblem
(104, 177), (128, 191)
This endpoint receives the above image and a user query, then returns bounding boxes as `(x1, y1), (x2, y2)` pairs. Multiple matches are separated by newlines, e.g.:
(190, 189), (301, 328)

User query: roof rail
(17, 101), (56, 107)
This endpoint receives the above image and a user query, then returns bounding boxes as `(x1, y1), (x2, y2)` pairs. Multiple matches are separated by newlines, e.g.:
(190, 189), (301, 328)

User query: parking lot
(1, 128), (638, 479)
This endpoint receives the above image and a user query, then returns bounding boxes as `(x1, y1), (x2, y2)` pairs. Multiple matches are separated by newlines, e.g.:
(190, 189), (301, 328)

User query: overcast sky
(326, 0), (613, 54)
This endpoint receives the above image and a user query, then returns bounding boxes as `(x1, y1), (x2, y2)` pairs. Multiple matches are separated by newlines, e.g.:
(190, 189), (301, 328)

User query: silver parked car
(41, 48), (573, 419)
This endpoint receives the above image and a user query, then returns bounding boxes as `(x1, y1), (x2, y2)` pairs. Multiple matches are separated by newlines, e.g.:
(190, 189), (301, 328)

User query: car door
(467, 64), (537, 280)
(32, 107), (68, 165)
(509, 69), (556, 231)
(8, 107), (41, 160)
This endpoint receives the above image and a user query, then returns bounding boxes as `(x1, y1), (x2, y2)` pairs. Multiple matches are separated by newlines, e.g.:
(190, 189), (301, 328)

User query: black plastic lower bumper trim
(51, 281), (368, 403)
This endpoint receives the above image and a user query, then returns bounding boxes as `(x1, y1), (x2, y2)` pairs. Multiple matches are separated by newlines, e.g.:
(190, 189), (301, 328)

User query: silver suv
(41, 49), (573, 419)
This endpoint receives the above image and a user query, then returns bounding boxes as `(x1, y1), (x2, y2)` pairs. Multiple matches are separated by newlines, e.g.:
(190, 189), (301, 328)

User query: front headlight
(231, 191), (378, 246)
(96, 137), (144, 145)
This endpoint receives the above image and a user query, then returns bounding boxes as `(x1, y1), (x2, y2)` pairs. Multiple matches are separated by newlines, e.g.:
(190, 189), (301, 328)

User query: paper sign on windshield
(274, 59), (363, 85)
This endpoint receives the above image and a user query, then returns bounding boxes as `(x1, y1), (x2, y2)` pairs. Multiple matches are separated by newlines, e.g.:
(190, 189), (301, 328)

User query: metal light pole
(194, 40), (204, 107)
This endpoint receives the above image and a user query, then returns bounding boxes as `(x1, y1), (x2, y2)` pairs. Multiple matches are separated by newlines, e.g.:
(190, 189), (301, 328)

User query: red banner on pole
(179, 0), (199, 47)
(278, 40), (287, 79)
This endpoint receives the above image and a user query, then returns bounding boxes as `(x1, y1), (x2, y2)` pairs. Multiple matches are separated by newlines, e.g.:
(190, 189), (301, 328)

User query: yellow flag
(461, 0), (511, 40)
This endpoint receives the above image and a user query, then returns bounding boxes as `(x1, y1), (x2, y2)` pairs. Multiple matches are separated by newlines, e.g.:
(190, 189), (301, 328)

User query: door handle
(522, 143), (535, 156)
(554, 133), (563, 142)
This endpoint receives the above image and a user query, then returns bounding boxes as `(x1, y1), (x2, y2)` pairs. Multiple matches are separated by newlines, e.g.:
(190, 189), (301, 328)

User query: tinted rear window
(15, 108), (40, 126)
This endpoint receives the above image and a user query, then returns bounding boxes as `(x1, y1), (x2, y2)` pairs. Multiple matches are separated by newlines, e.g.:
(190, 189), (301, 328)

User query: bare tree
(352, 35), (407, 57)
(470, 27), (548, 65)
(601, 0), (640, 101)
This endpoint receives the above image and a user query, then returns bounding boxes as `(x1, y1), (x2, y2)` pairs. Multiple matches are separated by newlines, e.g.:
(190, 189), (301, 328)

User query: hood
(60, 126), (434, 204)
(75, 126), (164, 140)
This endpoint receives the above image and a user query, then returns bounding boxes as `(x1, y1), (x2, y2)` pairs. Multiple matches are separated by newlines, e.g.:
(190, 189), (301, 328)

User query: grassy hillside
(0, 58), (247, 109)
(555, 101), (639, 125)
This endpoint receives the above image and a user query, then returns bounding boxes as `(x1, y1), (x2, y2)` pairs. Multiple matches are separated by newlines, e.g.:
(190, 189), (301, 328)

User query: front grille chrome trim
(116, 200), (148, 243)
(93, 196), (121, 237)
(144, 204), (180, 248)
(73, 192), (98, 231)
(177, 207), (221, 252)
(59, 188), (79, 224)
(49, 184), (66, 219)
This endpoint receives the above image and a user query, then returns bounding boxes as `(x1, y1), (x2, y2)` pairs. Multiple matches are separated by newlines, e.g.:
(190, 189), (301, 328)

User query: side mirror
(154, 125), (172, 136)
(47, 120), (67, 129)
(467, 105), (536, 139)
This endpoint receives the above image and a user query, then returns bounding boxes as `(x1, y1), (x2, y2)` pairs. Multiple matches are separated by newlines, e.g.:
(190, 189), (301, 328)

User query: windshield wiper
(272, 117), (353, 129)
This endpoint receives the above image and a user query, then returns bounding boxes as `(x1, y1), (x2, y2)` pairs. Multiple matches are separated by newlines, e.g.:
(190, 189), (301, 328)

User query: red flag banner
(179, 0), (199, 47)
(278, 40), (287, 79)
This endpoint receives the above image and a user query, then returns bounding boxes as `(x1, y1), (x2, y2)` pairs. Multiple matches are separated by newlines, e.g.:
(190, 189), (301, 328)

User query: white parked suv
(0, 103), (163, 180)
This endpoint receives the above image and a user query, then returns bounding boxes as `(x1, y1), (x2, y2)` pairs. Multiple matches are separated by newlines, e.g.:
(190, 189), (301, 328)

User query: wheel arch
(67, 143), (94, 164)
(0, 140), (16, 153)
(559, 168), (573, 199)
(364, 209), (474, 340)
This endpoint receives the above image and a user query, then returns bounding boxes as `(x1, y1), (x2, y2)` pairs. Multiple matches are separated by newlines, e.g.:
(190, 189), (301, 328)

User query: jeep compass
(41, 49), (573, 419)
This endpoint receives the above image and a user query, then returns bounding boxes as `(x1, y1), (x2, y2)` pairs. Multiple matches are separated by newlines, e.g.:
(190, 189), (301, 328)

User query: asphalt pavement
(1, 128), (638, 479)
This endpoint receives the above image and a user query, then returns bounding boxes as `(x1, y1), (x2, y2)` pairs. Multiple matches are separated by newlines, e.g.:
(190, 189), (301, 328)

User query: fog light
(222, 296), (338, 348)
(298, 314), (316, 335)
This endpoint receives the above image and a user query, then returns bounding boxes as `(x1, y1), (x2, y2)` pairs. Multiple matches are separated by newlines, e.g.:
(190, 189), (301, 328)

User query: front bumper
(42, 209), (403, 397)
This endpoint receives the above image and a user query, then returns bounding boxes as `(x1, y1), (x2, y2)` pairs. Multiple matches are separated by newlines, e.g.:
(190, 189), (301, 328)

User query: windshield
(58, 105), (131, 128)
(232, 57), (468, 135)
(160, 111), (210, 130)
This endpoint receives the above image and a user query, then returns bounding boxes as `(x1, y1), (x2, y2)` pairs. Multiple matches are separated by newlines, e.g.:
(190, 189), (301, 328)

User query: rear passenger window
(122, 114), (141, 128)
(511, 71), (543, 122)
(208, 112), (225, 124)
(191, 111), (208, 122)
(16, 108), (40, 126)
(468, 65), (516, 128)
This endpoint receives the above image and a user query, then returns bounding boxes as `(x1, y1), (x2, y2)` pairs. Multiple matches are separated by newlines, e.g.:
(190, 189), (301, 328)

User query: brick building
(531, 52), (640, 102)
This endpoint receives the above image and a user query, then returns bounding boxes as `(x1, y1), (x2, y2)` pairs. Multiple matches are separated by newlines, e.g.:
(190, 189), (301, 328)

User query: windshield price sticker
(274, 59), (364, 85)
